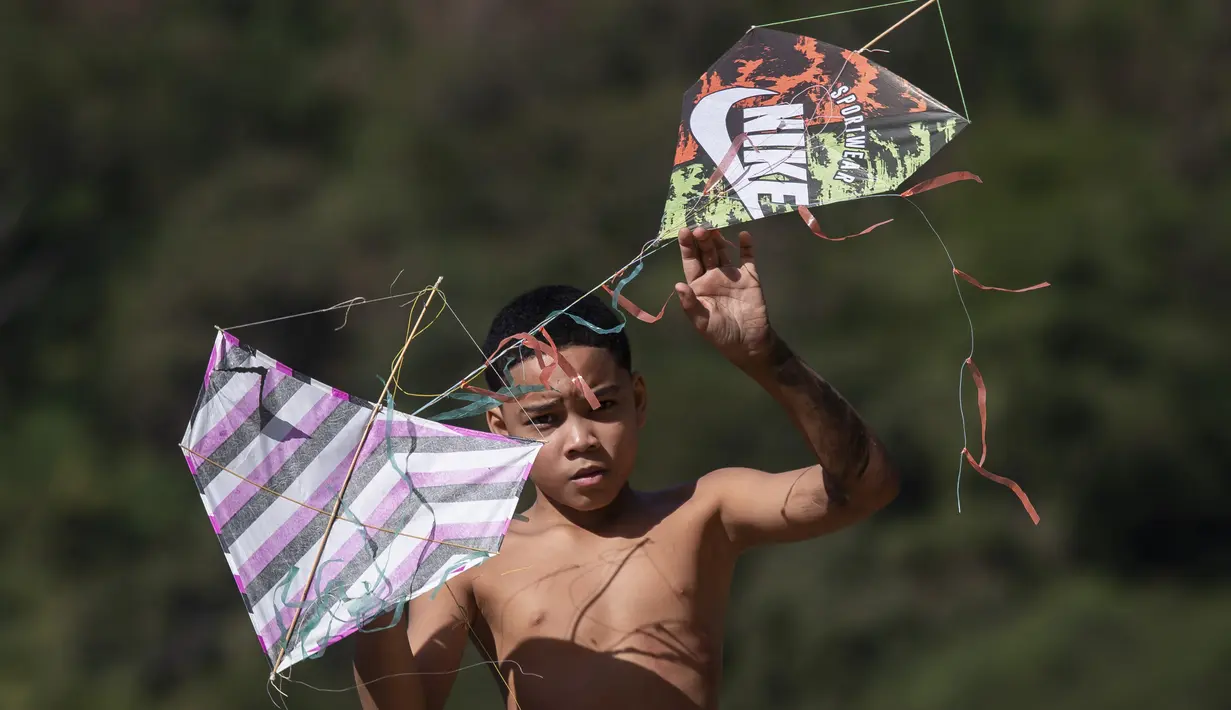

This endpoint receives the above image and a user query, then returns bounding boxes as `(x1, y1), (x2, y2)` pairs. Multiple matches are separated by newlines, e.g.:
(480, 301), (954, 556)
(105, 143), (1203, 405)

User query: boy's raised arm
(700, 331), (899, 547)
(354, 580), (476, 710)
(674, 227), (900, 547)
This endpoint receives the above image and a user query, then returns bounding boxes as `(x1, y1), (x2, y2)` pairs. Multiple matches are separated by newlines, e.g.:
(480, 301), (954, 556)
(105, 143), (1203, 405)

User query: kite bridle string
(934, 1), (970, 120)
(750, 0), (968, 123)
(270, 276), (444, 680)
(437, 292), (550, 443)
(751, 0), (918, 29)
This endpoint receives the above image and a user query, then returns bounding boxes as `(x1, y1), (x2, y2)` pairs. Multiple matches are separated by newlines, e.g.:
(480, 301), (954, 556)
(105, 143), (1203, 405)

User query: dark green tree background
(2, 1), (1227, 708)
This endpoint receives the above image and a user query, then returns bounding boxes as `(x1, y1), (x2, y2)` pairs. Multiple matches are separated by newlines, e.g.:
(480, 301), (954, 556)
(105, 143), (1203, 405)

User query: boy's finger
(693, 226), (719, 271)
(678, 226), (705, 282)
(713, 230), (733, 267)
(738, 231), (755, 265)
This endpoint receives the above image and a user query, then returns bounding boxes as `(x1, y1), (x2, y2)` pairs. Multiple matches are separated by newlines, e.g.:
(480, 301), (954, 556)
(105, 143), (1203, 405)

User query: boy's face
(486, 345), (646, 512)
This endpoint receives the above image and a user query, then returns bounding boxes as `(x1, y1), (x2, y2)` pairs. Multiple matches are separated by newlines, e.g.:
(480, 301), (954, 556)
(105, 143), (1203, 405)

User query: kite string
(220, 288), (433, 331)
(751, 0), (919, 29)
(389, 290), (453, 398)
(437, 292), (549, 442)
(832, 191), (974, 511)
(898, 196), (977, 510)
(935, 0), (971, 120)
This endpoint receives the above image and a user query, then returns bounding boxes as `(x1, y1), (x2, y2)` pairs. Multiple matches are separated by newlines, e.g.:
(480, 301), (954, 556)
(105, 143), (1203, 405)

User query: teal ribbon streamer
(609, 260), (644, 311)
(545, 308), (626, 335)
(533, 258), (647, 338)
(427, 383), (545, 422)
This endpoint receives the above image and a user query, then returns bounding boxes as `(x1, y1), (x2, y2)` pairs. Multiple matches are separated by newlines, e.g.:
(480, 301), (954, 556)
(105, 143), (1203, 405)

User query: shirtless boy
(353, 226), (900, 709)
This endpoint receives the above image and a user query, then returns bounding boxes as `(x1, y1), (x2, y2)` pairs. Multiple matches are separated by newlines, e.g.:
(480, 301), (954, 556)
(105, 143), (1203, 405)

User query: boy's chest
(471, 523), (731, 656)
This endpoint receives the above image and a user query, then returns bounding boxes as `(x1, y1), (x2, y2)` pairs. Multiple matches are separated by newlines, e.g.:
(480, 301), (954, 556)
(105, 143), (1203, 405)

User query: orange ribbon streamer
(481, 330), (601, 411)
(600, 284), (674, 324)
(535, 328), (601, 410)
(797, 206), (895, 242)
(900, 170), (984, 197)
(961, 357), (1041, 525)
(954, 268), (1051, 293)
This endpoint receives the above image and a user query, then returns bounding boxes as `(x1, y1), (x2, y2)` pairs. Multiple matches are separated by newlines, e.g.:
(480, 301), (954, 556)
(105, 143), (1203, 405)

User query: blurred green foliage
(1, 1), (1227, 708)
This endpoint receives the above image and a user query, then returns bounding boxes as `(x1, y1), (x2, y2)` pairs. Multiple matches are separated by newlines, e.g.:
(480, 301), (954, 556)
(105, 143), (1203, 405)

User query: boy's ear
(486, 404), (510, 437)
(632, 371), (648, 429)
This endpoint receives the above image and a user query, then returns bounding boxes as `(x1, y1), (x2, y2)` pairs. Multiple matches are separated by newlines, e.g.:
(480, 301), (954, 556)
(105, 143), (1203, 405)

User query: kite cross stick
(269, 275), (444, 680)
(857, 0), (938, 53)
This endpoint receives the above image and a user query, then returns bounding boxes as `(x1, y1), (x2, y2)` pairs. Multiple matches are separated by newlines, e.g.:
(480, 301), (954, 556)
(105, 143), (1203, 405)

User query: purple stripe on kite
(234, 574), (247, 594)
(185, 450), (201, 475)
(203, 334), (223, 388)
(325, 625), (361, 651)
(239, 470), (413, 587)
(258, 635), (268, 655)
(230, 414), (394, 580)
(411, 463), (533, 489)
(233, 430), (405, 584)
(367, 480), (416, 523)
(209, 515), (221, 535)
(213, 393), (344, 527)
(257, 519), (506, 648)
(191, 369), (289, 460)
(275, 362), (294, 376)
(332, 387), (349, 399)
(224, 331), (240, 348)
(379, 517), (509, 588)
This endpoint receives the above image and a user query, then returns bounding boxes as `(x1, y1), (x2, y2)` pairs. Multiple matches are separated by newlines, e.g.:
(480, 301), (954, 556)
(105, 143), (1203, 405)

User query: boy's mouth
(569, 467), (607, 487)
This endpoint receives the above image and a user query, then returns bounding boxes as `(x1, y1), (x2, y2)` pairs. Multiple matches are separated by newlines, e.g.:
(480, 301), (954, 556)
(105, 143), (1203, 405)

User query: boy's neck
(528, 484), (637, 533)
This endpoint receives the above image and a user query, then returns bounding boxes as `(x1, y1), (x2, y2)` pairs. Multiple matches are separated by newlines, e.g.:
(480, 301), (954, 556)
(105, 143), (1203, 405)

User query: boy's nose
(561, 416), (601, 457)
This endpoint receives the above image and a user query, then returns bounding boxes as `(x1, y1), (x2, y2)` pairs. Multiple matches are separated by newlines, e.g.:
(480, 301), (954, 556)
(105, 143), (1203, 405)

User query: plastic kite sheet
(660, 27), (968, 240)
(178, 331), (541, 673)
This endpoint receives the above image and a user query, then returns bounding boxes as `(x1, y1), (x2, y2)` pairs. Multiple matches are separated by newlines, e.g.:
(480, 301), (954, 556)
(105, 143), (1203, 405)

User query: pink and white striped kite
(179, 330), (540, 673)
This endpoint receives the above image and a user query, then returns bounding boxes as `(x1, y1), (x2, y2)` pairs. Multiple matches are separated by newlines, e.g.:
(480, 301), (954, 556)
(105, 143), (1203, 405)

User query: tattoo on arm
(766, 334), (871, 505)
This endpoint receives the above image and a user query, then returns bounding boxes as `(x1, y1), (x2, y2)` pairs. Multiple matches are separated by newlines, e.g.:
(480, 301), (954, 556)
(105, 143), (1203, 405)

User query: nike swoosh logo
(690, 87), (776, 219)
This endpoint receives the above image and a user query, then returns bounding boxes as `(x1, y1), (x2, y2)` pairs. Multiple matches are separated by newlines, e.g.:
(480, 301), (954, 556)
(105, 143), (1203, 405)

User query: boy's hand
(675, 226), (773, 367)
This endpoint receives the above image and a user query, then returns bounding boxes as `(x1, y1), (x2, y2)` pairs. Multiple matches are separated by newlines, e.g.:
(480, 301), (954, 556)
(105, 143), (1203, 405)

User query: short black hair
(482, 285), (631, 391)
